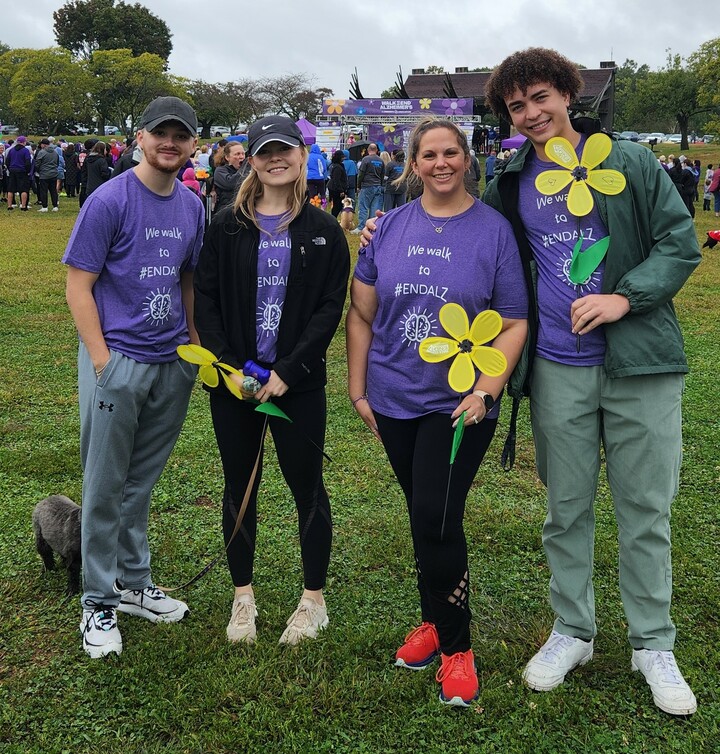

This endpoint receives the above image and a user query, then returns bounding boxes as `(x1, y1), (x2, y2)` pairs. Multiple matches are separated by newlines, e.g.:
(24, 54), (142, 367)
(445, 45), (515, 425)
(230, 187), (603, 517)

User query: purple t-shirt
(255, 212), (291, 363)
(62, 170), (205, 363)
(355, 198), (528, 419)
(518, 138), (608, 365)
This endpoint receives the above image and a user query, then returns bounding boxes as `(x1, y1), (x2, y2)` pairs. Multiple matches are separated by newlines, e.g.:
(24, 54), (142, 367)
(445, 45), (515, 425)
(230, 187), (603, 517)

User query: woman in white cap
(194, 116), (350, 645)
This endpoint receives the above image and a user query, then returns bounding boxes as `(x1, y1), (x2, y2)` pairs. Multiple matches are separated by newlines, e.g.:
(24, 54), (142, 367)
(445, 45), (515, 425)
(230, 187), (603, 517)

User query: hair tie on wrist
(351, 394), (368, 408)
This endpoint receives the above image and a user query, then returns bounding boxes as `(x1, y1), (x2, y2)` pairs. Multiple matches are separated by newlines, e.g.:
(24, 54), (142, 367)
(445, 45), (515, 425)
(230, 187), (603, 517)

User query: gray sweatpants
(78, 343), (196, 609)
(529, 357), (683, 650)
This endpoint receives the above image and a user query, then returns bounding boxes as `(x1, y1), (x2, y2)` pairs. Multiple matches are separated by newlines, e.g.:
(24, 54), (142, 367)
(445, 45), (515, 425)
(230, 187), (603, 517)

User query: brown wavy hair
(485, 47), (583, 120)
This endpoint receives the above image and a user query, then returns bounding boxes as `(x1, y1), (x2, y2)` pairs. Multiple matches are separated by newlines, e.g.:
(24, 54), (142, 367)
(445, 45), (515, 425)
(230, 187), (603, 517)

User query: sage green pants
(530, 357), (683, 650)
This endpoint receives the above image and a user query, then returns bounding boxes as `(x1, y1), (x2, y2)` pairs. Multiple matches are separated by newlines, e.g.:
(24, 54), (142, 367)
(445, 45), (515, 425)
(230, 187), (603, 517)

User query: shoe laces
(84, 603), (117, 632)
(647, 651), (684, 685)
(143, 585), (166, 599)
(403, 622), (437, 647)
(287, 603), (314, 631)
(436, 650), (473, 683)
(231, 597), (255, 624)
(539, 633), (578, 662)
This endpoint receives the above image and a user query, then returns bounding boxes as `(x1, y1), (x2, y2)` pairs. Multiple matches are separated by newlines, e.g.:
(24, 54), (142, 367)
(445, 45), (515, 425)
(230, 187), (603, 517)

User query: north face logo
(312, 237), (326, 245)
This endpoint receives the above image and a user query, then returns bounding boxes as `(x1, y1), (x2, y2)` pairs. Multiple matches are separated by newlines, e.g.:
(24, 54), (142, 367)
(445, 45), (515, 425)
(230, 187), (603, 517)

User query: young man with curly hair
(483, 47), (700, 716)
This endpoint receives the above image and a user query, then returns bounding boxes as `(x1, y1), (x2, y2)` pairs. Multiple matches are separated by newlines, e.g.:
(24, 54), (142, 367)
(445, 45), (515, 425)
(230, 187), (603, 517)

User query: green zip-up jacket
(483, 118), (701, 466)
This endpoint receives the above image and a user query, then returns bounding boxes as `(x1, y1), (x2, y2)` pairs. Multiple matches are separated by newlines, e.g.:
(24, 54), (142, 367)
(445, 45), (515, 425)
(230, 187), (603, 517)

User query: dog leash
(157, 413), (269, 593)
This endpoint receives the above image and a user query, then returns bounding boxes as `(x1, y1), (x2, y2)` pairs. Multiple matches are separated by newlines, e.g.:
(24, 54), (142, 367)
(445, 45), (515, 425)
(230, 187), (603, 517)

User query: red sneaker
(435, 649), (479, 707)
(394, 622), (440, 670)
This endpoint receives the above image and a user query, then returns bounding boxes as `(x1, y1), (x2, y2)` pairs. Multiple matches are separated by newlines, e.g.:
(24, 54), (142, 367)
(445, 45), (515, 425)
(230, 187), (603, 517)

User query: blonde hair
(394, 117), (470, 193)
(233, 145), (309, 234)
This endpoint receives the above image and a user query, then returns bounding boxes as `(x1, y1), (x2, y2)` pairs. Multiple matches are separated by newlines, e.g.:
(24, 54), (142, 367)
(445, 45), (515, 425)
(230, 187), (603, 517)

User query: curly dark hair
(485, 48), (584, 119)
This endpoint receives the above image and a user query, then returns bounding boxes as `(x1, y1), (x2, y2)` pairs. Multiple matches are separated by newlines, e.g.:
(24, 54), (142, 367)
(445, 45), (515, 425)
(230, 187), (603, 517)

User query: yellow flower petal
(469, 310), (503, 347)
(470, 346), (507, 377)
(567, 181), (595, 217)
(216, 361), (243, 377)
(419, 337), (458, 363)
(448, 353), (476, 393)
(177, 343), (216, 365)
(585, 169), (626, 195)
(439, 302), (469, 341)
(199, 363), (219, 388)
(535, 169), (574, 196)
(221, 371), (245, 400)
(580, 133), (612, 169)
(544, 138), (579, 170)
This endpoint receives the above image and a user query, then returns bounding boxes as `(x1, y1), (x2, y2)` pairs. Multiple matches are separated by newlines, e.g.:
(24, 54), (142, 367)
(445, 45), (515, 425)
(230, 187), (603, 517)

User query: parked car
(665, 134), (682, 144)
(210, 125), (231, 137)
(104, 125), (121, 135)
(702, 134), (717, 144)
(644, 132), (666, 144)
(0, 124), (19, 135)
(620, 131), (640, 141)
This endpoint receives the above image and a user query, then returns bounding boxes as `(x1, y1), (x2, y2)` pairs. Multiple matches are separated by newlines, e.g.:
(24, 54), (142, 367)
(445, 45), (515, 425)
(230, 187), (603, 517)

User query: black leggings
(210, 388), (332, 590)
(375, 410), (497, 655)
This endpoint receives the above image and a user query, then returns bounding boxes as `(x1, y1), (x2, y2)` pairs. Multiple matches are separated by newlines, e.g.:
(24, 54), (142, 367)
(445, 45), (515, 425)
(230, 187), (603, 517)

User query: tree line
(0, 44), (331, 137)
(0, 0), (718, 143)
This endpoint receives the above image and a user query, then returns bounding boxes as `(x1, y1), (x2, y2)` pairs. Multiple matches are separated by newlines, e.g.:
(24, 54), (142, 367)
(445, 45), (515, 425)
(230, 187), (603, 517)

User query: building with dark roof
(402, 63), (617, 135)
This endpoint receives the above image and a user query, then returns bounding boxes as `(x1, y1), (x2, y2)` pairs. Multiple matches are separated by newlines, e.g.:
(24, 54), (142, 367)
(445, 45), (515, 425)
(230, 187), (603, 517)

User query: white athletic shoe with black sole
(80, 607), (122, 659)
(117, 584), (189, 623)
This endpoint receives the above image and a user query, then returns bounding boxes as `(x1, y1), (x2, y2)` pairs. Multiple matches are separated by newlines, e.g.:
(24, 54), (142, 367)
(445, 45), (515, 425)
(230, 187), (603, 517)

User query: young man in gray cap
(63, 96), (204, 658)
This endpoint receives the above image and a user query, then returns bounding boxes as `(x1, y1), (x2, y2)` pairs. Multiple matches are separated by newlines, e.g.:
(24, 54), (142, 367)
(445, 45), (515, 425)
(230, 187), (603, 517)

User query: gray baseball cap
(139, 96), (197, 134)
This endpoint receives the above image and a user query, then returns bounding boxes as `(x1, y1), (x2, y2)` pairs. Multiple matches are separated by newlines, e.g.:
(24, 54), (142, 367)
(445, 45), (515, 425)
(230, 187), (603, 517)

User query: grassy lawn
(1, 153), (719, 753)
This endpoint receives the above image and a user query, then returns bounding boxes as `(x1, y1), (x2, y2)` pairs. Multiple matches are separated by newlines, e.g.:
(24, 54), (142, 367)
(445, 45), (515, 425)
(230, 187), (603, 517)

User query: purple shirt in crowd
(62, 170), (205, 363)
(255, 212), (291, 363)
(355, 198), (528, 419)
(518, 137), (608, 365)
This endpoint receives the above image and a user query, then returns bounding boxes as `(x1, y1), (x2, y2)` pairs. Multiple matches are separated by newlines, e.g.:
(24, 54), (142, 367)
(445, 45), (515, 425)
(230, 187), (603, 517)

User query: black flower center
(572, 166), (588, 182)
(459, 339), (474, 353)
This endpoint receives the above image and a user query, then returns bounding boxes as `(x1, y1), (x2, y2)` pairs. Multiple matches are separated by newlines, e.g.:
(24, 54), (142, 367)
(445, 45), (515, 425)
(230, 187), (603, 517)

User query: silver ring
(472, 415), (478, 424)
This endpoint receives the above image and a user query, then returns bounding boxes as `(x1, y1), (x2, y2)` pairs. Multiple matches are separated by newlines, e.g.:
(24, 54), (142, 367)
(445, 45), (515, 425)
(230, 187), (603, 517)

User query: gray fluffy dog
(32, 495), (82, 595)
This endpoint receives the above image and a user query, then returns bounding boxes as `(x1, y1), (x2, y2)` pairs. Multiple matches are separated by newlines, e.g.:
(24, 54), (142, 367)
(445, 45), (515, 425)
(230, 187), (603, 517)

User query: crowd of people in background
(655, 153), (720, 218)
(4, 126), (718, 226)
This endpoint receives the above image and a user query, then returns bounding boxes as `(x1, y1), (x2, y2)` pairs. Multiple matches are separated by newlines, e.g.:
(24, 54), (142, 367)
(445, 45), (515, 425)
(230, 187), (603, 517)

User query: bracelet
(351, 394), (368, 408)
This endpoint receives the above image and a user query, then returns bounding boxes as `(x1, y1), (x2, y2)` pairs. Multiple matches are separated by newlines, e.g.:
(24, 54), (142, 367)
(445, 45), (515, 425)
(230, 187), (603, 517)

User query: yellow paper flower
(419, 98), (432, 109)
(383, 124), (396, 133)
(325, 99), (345, 114)
(177, 344), (246, 400)
(535, 133), (626, 217)
(419, 303), (508, 393)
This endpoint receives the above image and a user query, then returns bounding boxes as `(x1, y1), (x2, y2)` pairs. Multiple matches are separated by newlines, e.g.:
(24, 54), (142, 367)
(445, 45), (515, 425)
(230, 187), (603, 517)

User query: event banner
(321, 98), (473, 118)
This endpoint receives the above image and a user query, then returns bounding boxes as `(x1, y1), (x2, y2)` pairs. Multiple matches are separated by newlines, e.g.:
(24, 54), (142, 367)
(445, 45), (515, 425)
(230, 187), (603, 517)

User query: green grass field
(1, 154), (719, 752)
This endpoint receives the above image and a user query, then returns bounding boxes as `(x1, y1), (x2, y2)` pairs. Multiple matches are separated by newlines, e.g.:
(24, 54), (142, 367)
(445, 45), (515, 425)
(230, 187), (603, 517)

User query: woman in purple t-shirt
(346, 118), (528, 707)
(194, 116), (350, 648)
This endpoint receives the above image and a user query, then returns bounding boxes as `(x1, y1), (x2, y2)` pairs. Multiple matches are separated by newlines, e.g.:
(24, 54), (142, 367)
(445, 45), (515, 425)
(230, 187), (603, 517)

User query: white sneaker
(523, 630), (593, 691)
(52, 206), (59, 212)
(631, 649), (697, 715)
(226, 593), (257, 644)
(37, 207), (48, 213)
(349, 228), (361, 234)
(278, 597), (328, 645)
(80, 607), (122, 658)
(117, 584), (189, 623)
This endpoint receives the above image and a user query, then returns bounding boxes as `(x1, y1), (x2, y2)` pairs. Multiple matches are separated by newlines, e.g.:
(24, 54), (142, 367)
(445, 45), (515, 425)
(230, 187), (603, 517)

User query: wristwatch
(473, 390), (495, 411)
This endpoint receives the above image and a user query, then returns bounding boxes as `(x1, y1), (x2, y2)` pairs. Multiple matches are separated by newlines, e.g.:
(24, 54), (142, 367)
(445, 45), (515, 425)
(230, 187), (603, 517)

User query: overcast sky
(4, 0), (718, 103)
